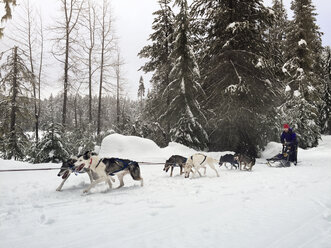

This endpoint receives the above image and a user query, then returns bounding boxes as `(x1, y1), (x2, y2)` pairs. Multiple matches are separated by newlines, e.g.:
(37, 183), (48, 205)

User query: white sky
(0, 0), (330, 100)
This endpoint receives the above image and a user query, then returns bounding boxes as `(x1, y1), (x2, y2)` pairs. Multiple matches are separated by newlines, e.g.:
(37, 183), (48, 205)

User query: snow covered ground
(1, 134), (331, 248)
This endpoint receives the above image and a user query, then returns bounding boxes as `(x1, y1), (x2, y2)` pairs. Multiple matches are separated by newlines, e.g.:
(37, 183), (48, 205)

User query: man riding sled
(280, 124), (298, 165)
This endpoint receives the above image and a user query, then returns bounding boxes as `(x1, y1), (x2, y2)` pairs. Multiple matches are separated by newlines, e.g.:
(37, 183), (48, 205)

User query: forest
(0, 0), (330, 162)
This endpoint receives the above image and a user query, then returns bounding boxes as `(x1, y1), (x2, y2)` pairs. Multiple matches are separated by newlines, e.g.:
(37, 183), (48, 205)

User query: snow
(282, 64), (288, 74)
(285, 85), (291, 92)
(293, 90), (301, 97)
(268, 8), (275, 16)
(226, 21), (248, 34)
(99, 133), (162, 161)
(297, 67), (304, 74)
(298, 39), (307, 46)
(226, 84), (238, 93)
(1, 134), (331, 248)
(227, 22), (238, 30)
(308, 85), (315, 92)
(256, 58), (263, 68)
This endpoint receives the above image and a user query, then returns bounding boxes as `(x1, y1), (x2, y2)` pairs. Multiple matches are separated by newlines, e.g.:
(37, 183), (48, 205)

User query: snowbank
(99, 133), (163, 161)
(98, 133), (229, 162)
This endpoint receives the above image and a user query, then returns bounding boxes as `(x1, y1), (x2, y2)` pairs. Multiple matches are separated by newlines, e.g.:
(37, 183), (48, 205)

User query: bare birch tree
(80, 0), (98, 124)
(114, 49), (125, 126)
(51, 0), (84, 127)
(96, 0), (115, 136)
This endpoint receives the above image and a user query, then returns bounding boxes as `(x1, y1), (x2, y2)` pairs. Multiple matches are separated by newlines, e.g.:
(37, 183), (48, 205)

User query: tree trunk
(37, 17), (44, 143)
(88, 48), (93, 123)
(97, 30), (105, 136)
(10, 46), (18, 159)
(74, 95), (78, 129)
(116, 65), (120, 125)
(62, 29), (69, 127)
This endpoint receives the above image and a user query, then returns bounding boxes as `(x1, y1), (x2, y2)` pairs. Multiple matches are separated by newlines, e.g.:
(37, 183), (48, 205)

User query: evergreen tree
(191, 0), (278, 156)
(0, 46), (33, 160)
(34, 123), (70, 163)
(137, 75), (145, 111)
(161, 0), (208, 150)
(138, 0), (175, 139)
(320, 46), (331, 134)
(267, 0), (288, 82)
(282, 0), (323, 148)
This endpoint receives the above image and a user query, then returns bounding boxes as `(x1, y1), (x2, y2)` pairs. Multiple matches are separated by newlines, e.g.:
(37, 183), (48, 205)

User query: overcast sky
(0, 0), (330, 100)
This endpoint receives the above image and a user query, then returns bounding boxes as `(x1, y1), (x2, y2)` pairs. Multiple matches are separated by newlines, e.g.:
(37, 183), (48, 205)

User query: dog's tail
(129, 162), (143, 184)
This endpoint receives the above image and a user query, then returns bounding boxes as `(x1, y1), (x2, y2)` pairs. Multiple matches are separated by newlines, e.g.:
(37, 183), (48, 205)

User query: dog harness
(109, 158), (133, 176)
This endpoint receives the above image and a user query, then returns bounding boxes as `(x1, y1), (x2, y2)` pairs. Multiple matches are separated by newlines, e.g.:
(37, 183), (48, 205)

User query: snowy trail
(1, 136), (331, 248)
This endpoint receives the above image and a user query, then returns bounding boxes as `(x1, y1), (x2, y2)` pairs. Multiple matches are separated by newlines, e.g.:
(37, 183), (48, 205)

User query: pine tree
(191, 0), (278, 155)
(138, 0), (175, 139)
(160, 0), (208, 150)
(320, 46), (331, 134)
(0, 46), (33, 160)
(34, 123), (70, 163)
(137, 76), (145, 110)
(267, 0), (288, 82)
(282, 0), (323, 148)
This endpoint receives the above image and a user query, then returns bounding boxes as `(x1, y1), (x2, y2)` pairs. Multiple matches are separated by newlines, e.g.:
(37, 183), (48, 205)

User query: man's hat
(283, 124), (290, 129)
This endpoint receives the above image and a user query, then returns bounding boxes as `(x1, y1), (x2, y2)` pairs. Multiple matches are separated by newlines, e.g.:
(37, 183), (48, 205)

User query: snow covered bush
(33, 123), (70, 163)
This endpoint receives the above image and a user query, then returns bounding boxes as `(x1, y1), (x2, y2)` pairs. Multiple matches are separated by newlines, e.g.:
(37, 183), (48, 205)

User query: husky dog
(183, 153), (220, 178)
(75, 151), (143, 194)
(234, 154), (256, 171)
(219, 154), (239, 170)
(56, 156), (104, 191)
(163, 155), (187, 177)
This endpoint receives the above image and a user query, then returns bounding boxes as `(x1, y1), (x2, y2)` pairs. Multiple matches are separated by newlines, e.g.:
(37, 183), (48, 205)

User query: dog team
(56, 151), (255, 193)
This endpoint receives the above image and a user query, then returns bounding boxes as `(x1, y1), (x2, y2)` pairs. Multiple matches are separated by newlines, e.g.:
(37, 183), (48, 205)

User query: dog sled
(266, 143), (298, 168)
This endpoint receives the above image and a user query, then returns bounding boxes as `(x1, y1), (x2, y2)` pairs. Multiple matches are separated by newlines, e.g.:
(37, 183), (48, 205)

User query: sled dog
(219, 154), (239, 170)
(183, 153), (220, 178)
(234, 154), (256, 171)
(56, 155), (104, 191)
(75, 151), (143, 194)
(163, 155), (187, 177)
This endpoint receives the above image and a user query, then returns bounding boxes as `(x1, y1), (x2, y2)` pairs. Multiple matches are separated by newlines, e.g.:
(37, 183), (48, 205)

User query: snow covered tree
(191, 0), (278, 155)
(34, 122), (70, 163)
(319, 46), (331, 134)
(160, 0), (208, 150)
(137, 75), (145, 111)
(67, 125), (96, 155)
(266, 0), (288, 82)
(0, 46), (33, 160)
(138, 0), (175, 139)
(282, 0), (323, 148)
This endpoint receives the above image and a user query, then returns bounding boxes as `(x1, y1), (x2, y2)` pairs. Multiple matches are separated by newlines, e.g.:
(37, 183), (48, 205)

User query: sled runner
(266, 143), (298, 167)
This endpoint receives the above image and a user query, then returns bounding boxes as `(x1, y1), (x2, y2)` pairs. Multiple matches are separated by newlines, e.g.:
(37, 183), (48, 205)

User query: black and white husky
(75, 151), (143, 194)
(219, 154), (239, 170)
(183, 153), (220, 178)
(56, 155), (106, 191)
(163, 155), (187, 177)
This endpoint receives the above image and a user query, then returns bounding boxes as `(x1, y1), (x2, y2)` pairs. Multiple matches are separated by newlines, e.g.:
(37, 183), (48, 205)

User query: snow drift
(99, 133), (201, 162)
